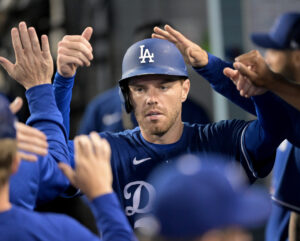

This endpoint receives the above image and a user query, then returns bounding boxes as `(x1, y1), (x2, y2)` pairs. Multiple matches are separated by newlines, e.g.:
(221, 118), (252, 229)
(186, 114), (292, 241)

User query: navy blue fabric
(0, 95), (16, 139)
(0, 193), (136, 241)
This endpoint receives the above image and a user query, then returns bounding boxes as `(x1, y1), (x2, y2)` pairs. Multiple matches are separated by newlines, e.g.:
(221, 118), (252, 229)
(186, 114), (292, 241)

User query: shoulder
(184, 120), (248, 136)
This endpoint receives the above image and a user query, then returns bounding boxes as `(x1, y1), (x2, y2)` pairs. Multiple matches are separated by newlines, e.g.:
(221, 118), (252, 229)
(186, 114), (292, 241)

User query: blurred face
(265, 49), (294, 79)
(128, 75), (190, 143)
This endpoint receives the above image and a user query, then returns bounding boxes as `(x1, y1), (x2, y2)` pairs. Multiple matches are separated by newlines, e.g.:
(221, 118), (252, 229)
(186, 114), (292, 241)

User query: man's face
(128, 75), (190, 139)
(265, 49), (293, 77)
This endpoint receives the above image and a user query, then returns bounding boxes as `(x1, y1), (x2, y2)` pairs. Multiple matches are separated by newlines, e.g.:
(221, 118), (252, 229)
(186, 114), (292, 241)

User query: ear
(10, 153), (21, 175)
(181, 78), (190, 102)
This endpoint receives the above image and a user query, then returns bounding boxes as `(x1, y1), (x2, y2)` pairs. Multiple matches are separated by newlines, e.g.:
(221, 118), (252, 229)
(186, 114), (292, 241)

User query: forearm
(25, 84), (74, 203)
(26, 84), (70, 164)
(194, 53), (256, 115)
(53, 72), (75, 137)
(91, 193), (137, 241)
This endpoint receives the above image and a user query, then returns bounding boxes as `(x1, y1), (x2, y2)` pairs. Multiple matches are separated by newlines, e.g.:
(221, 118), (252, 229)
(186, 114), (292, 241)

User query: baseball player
(53, 28), (292, 228)
(152, 12), (300, 241)
(0, 95), (136, 241)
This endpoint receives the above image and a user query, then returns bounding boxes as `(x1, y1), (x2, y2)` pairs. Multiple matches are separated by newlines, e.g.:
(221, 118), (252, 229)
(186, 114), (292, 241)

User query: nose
(145, 87), (159, 105)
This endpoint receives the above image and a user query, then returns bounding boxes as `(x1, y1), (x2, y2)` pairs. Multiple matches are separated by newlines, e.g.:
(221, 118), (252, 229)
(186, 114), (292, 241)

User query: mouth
(145, 111), (163, 120)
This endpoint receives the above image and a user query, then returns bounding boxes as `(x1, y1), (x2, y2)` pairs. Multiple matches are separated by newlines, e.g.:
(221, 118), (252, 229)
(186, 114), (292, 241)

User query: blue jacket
(1, 193), (135, 241)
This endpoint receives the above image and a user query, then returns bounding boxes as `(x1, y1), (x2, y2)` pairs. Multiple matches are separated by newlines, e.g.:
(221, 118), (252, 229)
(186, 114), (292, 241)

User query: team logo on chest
(123, 181), (156, 216)
(139, 45), (154, 63)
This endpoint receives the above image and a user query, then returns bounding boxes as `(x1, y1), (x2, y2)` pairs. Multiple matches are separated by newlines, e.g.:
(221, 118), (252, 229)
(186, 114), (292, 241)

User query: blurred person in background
(138, 154), (270, 241)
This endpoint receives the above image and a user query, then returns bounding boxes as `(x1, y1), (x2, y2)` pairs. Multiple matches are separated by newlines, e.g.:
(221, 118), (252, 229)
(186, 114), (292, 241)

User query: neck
(0, 183), (12, 212)
(141, 119), (184, 144)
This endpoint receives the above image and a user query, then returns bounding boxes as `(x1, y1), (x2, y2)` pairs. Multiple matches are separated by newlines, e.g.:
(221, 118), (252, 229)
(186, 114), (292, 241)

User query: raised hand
(59, 132), (112, 200)
(152, 24), (208, 67)
(0, 22), (53, 90)
(234, 50), (277, 89)
(57, 27), (93, 78)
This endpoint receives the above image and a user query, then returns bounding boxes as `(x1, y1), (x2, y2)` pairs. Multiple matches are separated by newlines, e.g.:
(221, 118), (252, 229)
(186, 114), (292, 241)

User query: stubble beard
(136, 108), (181, 137)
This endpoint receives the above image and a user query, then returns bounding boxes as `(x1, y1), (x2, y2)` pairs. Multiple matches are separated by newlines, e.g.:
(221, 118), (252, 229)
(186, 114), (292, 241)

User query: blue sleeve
(194, 53), (256, 115)
(25, 84), (73, 204)
(53, 72), (75, 138)
(242, 92), (296, 178)
(91, 193), (137, 241)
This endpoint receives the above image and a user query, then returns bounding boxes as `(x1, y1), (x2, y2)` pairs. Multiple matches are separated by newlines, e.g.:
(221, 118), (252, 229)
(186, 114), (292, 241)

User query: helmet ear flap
(120, 83), (133, 113)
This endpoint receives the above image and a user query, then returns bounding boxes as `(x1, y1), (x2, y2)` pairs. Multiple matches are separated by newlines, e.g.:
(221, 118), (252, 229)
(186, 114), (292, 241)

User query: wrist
(192, 50), (209, 68)
(57, 69), (76, 78)
(86, 187), (113, 200)
(24, 79), (52, 90)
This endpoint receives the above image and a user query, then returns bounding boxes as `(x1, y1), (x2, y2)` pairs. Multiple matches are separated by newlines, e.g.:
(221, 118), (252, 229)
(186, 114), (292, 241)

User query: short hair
(0, 138), (17, 186)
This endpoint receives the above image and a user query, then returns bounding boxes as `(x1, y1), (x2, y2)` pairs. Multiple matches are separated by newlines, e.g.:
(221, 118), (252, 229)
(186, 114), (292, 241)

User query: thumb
(58, 163), (76, 186)
(223, 67), (238, 80)
(9, 97), (23, 114)
(81, 27), (93, 41)
(0, 57), (14, 76)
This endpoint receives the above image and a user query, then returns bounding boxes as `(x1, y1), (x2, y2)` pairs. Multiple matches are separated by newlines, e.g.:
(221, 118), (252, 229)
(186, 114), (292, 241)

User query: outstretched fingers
(28, 27), (41, 54)
(153, 26), (178, 43)
(18, 22), (32, 51)
(164, 25), (190, 45)
(41, 35), (51, 59)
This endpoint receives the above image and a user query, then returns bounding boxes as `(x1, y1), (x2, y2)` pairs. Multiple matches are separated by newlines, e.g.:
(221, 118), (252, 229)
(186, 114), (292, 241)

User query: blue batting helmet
(119, 38), (188, 112)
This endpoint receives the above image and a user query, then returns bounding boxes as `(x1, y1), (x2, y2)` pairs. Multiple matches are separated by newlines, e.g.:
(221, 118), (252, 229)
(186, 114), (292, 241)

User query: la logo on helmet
(139, 45), (154, 63)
